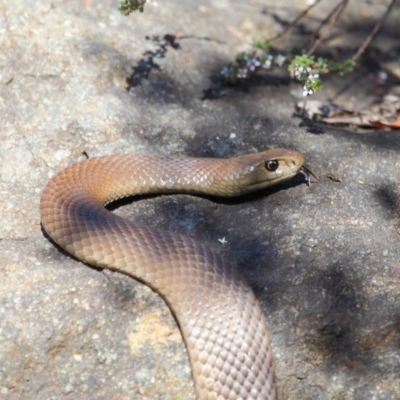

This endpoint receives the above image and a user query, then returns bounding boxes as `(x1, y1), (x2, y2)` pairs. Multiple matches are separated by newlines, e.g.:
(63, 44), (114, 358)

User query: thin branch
(352, 0), (397, 61)
(269, 0), (323, 42)
(307, 0), (349, 56)
(307, 1), (343, 46)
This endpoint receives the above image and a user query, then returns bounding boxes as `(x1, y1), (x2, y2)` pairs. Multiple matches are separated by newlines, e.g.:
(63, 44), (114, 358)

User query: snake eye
(265, 160), (279, 171)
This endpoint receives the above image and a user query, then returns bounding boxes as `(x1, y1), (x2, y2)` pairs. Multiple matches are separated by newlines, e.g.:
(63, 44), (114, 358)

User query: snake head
(236, 148), (305, 191)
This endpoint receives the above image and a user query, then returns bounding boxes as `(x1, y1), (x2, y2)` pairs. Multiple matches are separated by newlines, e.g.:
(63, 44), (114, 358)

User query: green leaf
(119, 0), (146, 16)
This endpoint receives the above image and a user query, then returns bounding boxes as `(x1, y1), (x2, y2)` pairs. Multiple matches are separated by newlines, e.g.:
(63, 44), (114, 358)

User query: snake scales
(40, 148), (306, 400)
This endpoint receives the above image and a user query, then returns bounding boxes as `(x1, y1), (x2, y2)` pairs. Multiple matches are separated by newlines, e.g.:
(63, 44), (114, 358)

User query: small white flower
(218, 237), (228, 245)
(247, 59), (256, 71)
(220, 66), (230, 77)
(246, 58), (261, 72)
(263, 59), (272, 69)
(237, 68), (248, 78)
(275, 54), (286, 66)
(302, 85), (313, 97)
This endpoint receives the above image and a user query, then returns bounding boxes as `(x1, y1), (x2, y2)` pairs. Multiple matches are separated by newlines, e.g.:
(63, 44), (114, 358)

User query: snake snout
(289, 152), (305, 171)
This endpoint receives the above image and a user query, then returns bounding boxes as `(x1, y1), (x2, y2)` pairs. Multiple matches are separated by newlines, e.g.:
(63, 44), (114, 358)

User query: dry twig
(352, 0), (397, 61)
(307, 0), (349, 56)
(269, 0), (323, 42)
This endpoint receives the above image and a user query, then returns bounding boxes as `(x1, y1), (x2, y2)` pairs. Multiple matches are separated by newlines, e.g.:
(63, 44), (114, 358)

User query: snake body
(40, 149), (305, 400)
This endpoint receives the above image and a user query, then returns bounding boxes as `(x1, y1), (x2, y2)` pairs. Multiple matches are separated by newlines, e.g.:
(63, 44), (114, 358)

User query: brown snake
(40, 148), (306, 400)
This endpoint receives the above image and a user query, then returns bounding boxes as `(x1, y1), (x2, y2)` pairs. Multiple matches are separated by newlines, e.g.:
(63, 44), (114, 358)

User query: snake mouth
(300, 165), (317, 185)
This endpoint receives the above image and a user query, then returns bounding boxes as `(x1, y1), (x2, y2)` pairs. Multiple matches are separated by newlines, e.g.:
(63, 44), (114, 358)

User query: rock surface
(1, 0), (400, 399)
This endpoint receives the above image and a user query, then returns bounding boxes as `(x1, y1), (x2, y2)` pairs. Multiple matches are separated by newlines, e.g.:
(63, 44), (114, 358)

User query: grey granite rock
(1, 0), (400, 399)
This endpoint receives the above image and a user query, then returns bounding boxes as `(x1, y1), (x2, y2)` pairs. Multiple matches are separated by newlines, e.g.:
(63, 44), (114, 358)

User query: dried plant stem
(352, 0), (397, 61)
(308, 1), (344, 46)
(269, 0), (323, 42)
(307, 0), (349, 56)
